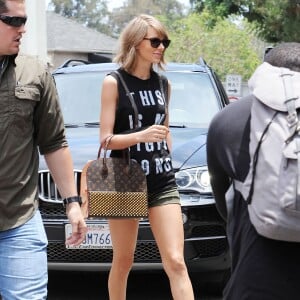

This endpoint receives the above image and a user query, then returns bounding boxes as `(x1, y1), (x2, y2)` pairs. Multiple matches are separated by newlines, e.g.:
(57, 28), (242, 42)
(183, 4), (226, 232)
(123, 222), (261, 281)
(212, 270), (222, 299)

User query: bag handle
(98, 135), (130, 176)
(158, 74), (168, 122)
(98, 134), (114, 159)
(113, 70), (168, 126)
(113, 70), (139, 129)
(98, 71), (133, 162)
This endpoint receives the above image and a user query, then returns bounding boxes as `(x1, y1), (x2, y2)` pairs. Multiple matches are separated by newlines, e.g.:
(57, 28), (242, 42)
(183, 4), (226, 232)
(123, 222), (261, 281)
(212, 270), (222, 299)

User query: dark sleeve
(207, 97), (252, 220)
(207, 110), (231, 220)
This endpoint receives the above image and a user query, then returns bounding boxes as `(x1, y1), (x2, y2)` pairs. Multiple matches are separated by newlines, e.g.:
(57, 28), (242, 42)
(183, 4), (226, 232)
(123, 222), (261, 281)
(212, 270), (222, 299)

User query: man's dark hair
(0, 0), (24, 14)
(264, 42), (300, 72)
(0, 0), (7, 13)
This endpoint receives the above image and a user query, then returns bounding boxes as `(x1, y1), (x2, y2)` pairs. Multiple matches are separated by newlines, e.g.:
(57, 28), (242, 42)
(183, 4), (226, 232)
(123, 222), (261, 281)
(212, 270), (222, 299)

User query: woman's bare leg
(149, 204), (195, 300)
(108, 218), (139, 300)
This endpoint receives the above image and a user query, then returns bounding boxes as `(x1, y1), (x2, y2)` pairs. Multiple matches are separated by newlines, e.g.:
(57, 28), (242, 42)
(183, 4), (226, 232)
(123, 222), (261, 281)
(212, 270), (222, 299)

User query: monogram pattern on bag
(86, 157), (148, 218)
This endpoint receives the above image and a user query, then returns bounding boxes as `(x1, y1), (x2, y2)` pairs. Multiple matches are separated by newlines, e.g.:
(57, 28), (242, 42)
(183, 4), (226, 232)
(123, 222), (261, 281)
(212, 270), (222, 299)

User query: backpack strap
(113, 70), (139, 129)
(282, 72), (298, 128)
(296, 137), (300, 206)
(246, 114), (276, 204)
(225, 179), (245, 250)
(281, 72), (300, 205)
(225, 179), (245, 217)
(282, 72), (299, 143)
(233, 179), (244, 194)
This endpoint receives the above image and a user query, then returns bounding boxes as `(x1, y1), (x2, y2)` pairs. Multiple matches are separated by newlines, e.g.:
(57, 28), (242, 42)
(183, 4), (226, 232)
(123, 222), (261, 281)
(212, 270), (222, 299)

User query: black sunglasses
(0, 15), (27, 27)
(143, 38), (171, 49)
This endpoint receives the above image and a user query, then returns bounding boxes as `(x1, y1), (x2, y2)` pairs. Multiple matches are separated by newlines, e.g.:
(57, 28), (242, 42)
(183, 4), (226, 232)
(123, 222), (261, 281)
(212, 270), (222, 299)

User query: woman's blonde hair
(114, 14), (169, 72)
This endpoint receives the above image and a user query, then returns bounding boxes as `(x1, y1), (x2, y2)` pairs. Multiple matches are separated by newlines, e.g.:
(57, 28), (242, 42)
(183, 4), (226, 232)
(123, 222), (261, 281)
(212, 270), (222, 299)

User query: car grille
(47, 238), (226, 263)
(38, 169), (81, 210)
(48, 241), (161, 263)
(39, 200), (66, 218)
(39, 169), (81, 203)
(192, 225), (225, 238)
(194, 239), (227, 258)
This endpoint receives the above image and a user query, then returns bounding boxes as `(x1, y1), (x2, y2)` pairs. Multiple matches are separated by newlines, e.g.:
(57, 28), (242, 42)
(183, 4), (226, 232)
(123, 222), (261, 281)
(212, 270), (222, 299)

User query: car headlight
(175, 167), (212, 193)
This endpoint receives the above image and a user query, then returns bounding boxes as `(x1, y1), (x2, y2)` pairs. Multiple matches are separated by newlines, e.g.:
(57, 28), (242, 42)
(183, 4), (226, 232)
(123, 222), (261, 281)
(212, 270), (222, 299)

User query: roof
(53, 61), (211, 75)
(46, 11), (118, 54)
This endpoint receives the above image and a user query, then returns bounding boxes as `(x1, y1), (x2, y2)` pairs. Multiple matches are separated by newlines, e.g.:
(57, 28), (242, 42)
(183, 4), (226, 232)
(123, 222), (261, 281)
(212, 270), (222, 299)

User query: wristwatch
(63, 196), (82, 207)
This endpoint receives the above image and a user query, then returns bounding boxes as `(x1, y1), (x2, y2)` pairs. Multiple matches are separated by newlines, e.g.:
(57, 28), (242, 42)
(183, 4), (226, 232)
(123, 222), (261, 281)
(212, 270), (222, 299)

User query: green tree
(49, 0), (111, 35)
(48, 0), (186, 37)
(166, 12), (261, 80)
(191, 0), (300, 43)
(108, 0), (186, 38)
(48, 0), (263, 80)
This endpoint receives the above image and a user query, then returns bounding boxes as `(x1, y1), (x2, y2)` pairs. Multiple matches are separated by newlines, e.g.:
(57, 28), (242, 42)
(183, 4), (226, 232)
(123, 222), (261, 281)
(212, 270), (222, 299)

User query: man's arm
(44, 147), (87, 246)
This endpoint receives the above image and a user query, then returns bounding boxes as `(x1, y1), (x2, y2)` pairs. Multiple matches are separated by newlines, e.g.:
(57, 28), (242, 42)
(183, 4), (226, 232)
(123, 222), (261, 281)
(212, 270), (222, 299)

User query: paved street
(48, 270), (222, 299)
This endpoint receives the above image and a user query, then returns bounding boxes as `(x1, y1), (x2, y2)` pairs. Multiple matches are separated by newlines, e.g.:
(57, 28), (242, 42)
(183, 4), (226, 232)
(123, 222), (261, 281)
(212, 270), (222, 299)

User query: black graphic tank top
(110, 68), (177, 195)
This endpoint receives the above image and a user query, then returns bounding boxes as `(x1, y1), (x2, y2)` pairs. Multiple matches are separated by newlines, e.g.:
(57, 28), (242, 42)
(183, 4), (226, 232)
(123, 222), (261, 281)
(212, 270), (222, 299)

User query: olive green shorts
(148, 188), (181, 208)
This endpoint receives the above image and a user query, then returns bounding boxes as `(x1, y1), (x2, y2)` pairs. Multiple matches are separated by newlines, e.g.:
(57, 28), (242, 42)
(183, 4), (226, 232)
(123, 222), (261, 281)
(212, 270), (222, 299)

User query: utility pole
(20, 0), (48, 64)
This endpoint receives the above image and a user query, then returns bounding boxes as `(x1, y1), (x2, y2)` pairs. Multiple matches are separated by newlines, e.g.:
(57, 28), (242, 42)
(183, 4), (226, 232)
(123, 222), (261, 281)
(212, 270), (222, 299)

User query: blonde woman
(100, 14), (195, 300)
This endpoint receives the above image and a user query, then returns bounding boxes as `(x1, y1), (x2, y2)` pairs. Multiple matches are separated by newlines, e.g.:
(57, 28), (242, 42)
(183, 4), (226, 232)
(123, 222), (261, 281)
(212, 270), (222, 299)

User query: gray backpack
(233, 63), (300, 242)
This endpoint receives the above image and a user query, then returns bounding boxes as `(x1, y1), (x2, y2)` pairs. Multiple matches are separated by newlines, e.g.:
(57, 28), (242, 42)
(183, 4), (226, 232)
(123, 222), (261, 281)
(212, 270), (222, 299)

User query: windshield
(167, 72), (221, 127)
(54, 70), (221, 128)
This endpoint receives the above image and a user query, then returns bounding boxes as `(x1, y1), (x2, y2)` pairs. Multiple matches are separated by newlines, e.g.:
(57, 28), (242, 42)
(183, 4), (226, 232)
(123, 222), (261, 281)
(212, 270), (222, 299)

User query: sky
(45, 0), (191, 11)
(106, 0), (191, 10)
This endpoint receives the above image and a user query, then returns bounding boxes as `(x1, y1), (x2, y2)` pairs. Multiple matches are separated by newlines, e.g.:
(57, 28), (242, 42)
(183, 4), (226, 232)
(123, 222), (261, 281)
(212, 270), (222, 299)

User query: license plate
(65, 223), (112, 249)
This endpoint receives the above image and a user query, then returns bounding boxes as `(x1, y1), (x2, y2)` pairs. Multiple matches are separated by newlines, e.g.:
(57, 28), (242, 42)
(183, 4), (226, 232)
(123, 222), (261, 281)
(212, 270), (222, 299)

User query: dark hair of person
(0, 0), (7, 13)
(264, 42), (300, 72)
(0, 0), (24, 14)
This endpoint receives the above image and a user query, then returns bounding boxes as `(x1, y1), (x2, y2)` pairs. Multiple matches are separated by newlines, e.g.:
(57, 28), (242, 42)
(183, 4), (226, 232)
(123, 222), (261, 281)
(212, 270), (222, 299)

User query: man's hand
(65, 202), (87, 246)
(44, 148), (88, 246)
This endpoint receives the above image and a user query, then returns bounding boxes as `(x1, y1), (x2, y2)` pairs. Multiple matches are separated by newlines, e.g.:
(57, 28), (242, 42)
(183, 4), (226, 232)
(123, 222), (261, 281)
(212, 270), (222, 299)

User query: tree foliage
(166, 12), (261, 80)
(191, 0), (300, 43)
(49, 0), (111, 35)
(48, 0), (264, 80)
(108, 0), (185, 38)
(49, 0), (185, 37)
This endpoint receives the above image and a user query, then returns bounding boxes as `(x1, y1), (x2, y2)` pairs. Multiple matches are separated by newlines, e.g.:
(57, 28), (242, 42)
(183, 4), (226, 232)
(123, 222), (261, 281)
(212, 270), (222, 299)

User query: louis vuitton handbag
(80, 70), (149, 218)
(80, 135), (148, 218)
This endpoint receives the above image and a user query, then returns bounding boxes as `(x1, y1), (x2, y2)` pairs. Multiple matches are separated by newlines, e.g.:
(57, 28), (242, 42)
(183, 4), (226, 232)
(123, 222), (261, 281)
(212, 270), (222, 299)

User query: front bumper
(40, 200), (230, 273)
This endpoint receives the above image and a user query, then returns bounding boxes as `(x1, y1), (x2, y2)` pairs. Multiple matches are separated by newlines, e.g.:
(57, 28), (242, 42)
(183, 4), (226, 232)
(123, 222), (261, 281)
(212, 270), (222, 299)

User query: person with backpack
(207, 42), (300, 300)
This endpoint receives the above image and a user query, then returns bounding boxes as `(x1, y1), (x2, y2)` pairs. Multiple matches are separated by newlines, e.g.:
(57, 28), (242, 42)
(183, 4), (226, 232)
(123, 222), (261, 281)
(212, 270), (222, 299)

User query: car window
(54, 72), (104, 124)
(54, 70), (221, 128)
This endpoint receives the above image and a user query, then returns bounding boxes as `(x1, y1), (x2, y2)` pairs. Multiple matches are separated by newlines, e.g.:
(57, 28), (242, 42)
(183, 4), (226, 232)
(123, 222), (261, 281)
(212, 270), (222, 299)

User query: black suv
(39, 59), (230, 286)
